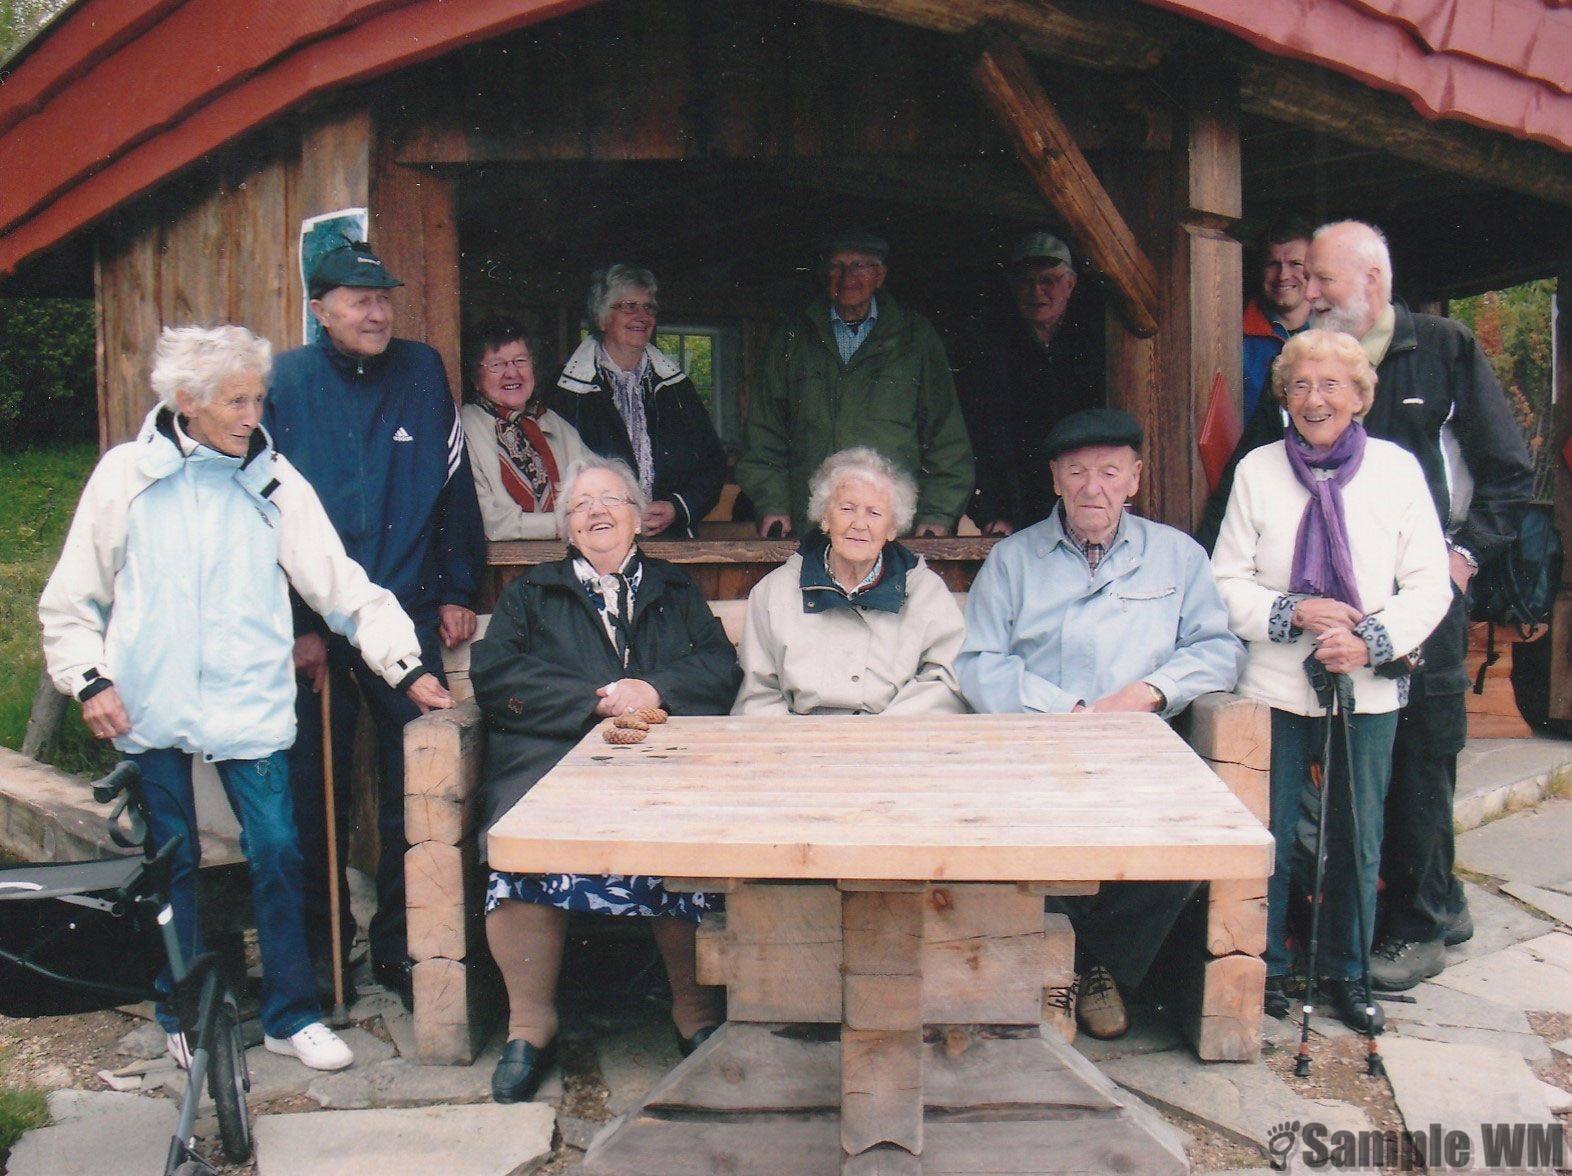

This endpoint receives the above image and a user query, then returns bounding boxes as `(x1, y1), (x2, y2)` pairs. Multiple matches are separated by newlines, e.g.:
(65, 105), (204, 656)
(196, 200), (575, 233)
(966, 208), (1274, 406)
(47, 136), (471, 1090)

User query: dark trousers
(1048, 881), (1198, 990)
(1380, 590), (1469, 944)
(289, 628), (444, 969)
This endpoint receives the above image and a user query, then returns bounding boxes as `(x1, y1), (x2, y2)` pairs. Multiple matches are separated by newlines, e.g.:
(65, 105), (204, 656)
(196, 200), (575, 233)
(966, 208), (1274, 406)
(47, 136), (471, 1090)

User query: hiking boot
(1043, 976), (1078, 1044)
(1075, 965), (1129, 1040)
(1369, 935), (1445, 991)
(1322, 977), (1384, 1034)
(1264, 976), (1292, 1020)
(1443, 903), (1475, 947)
(264, 1021), (355, 1071)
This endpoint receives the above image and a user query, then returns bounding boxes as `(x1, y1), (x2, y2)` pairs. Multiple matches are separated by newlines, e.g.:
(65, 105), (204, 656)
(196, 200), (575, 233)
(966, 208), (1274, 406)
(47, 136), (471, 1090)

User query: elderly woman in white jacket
(39, 325), (452, 1073)
(733, 447), (967, 716)
(1212, 328), (1450, 1034)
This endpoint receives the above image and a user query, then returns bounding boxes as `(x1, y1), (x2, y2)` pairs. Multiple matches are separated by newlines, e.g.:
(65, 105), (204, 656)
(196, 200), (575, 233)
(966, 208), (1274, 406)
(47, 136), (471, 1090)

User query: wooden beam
(1238, 56), (1572, 210)
(1551, 259), (1572, 722)
(970, 27), (1159, 337)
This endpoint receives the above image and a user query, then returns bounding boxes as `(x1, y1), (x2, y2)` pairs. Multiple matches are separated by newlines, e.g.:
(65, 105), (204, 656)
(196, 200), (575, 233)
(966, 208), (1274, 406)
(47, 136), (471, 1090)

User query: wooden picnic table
(487, 713), (1274, 1175)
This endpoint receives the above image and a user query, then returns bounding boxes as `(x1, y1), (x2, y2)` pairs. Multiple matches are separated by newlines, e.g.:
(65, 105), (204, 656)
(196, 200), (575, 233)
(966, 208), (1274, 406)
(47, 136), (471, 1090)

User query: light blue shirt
(830, 297), (879, 363)
(957, 507), (1244, 717)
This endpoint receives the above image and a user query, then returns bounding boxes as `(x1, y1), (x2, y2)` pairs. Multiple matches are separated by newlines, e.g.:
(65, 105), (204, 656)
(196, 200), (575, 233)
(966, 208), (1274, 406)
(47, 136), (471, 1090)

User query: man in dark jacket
(735, 229), (974, 537)
(1242, 216), (1313, 423)
(952, 231), (1101, 535)
(265, 241), (485, 1003)
(1199, 220), (1532, 991)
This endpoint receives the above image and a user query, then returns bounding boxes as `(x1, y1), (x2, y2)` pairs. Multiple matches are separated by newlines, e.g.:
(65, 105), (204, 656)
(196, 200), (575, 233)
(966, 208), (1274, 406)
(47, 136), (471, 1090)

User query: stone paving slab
(1454, 738), (1572, 832)
(1501, 880), (1572, 927)
(157, 1026), (395, 1104)
(253, 1102), (554, 1176)
(306, 1050), (563, 1109)
(1099, 1049), (1373, 1157)
(1457, 797), (1572, 887)
(595, 1018), (682, 1116)
(1072, 1006), (1183, 1062)
(7, 1089), (177, 1176)
(1433, 931), (1572, 1014)
(1378, 1037), (1562, 1171)
(1382, 978), (1549, 1058)
(1447, 880), (1554, 964)
(1390, 1020), (1552, 1062)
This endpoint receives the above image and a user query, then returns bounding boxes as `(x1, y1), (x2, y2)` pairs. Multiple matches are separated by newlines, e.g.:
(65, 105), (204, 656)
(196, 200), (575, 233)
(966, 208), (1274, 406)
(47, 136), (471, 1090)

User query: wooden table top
(486, 714), (1274, 883)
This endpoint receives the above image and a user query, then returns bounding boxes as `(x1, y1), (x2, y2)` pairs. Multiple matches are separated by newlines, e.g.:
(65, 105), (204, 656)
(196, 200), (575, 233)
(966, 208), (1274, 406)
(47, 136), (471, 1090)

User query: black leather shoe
(492, 1038), (558, 1104)
(1323, 977), (1384, 1034)
(676, 1024), (718, 1058)
(372, 959), (413, 1012)
(1264, 976), (1292, 1019)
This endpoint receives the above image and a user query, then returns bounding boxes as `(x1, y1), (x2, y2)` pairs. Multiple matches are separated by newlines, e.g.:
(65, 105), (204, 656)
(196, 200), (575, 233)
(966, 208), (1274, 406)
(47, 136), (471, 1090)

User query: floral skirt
(484, 871), (714, 922)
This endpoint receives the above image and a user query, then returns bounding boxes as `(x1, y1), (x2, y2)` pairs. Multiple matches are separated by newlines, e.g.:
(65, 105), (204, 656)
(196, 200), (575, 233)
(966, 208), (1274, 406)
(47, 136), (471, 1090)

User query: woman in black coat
(544, 263), (727, 539)
(471, 456), (741, 1104)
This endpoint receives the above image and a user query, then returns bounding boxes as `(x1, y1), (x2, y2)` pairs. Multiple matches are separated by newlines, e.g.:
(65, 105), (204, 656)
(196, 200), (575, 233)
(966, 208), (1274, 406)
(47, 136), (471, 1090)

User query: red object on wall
(1198, 370), (1241, 493)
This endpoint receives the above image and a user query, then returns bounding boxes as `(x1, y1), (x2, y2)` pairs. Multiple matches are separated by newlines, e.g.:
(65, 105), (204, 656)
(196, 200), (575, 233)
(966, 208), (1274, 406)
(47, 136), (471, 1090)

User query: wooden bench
(403, 604), (1270, 1066)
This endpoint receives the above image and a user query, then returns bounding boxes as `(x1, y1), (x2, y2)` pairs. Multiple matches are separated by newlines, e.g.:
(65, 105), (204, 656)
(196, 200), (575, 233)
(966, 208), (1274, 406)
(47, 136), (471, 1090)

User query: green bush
(0, 299), (97, 450)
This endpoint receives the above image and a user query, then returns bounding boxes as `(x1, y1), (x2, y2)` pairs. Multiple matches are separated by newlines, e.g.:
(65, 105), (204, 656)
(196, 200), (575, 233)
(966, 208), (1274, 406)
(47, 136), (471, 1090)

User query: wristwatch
(1147, 682), (1167, 710)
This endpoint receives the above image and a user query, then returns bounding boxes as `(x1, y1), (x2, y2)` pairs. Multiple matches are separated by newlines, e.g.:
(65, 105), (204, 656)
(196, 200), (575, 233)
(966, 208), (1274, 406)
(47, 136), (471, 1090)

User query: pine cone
(635, 707), (669, 725)
(612, 713), (651, 731)
(603, 725), (647, 745)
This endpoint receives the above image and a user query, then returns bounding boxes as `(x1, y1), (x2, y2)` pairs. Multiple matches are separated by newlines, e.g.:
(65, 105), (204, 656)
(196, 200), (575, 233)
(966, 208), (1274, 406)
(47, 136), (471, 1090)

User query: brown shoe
(1043, 977), (1078, 1044)
(1075, 965), (1129, 1040)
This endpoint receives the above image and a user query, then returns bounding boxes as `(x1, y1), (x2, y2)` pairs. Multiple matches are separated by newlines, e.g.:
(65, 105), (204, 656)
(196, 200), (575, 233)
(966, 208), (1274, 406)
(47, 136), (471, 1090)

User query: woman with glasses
(461, 317), (590, 540)
(1212, 329), (1450, 1034)
(470, 456), (741, 1104)
(545, 264), (726, 538)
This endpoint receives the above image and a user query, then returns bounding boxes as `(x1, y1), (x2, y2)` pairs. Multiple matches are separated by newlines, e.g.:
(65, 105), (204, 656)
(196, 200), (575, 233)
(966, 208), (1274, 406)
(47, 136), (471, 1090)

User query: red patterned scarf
(484, 399), (561, 513)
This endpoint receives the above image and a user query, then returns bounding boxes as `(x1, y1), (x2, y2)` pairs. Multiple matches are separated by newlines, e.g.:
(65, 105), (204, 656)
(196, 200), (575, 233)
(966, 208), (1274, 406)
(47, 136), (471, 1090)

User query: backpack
(1469, 504), (1562, 632)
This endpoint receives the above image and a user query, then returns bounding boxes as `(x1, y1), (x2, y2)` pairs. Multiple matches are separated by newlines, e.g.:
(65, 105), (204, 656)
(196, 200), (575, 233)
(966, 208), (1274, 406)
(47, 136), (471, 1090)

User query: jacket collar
(796, 531), (917, 615)
(1032, 501), (1140, 571)
(805, 292), (907, 363)
(556, 336), (685, 396)
(136, 405), (280, 503)
(1386, 298), (1418, 357)
(316, 330), (391, 377)
(525, 548), (677, 614)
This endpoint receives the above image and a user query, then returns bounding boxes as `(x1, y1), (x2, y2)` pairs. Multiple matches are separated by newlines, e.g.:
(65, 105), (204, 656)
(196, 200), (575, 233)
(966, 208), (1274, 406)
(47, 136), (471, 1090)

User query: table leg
(841, 888), (925, 1170)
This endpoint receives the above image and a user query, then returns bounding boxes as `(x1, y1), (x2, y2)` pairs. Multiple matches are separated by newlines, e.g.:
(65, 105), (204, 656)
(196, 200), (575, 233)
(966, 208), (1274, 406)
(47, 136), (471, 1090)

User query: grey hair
(553, 455), (650, 538)
(806, 446), (917, 534)
(1314, 220), (1393, 306)
(587, 264), (659, 330)
(149, 324), (272, 410)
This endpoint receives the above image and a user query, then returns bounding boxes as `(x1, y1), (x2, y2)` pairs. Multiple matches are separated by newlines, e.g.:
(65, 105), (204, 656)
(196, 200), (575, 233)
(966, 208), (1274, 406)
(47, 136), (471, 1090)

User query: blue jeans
(132, 748), (319, 1040)
(1266, 708), (1398, 982)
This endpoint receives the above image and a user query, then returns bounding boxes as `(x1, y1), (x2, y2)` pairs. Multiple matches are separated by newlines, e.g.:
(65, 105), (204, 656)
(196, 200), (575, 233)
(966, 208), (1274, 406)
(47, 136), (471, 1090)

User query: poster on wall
(298, 208), (369, 345)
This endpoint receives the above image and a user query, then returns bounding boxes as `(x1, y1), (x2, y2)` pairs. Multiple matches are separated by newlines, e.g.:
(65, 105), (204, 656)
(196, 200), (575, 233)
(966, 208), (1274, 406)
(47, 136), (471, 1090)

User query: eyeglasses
(608, 300), (659, 316)
(1285, 379), (1351, 400)
(568, 493), (634, 514)
(826, 260), (883, 277)
(480, 356), (532, 374)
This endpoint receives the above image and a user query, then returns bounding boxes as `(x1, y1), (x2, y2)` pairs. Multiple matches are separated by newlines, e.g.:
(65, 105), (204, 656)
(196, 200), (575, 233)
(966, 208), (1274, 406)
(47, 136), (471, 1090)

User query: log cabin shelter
(3, 0), (1572, 566)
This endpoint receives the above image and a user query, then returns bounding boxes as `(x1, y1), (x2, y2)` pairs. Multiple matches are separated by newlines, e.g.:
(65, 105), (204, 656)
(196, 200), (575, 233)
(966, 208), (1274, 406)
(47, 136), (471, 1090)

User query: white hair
(806, 446), (917, 534)
(148, 325), (272, 411)
(553, 456), (649, 537)
(1314, 220), (1393, 306)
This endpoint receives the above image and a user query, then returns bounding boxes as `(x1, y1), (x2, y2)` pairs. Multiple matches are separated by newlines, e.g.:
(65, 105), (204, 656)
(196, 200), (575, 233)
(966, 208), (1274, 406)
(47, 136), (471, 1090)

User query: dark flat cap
(819, 228), (889, 262)
(309, 241), (404, 299)
(1043, 408), (1144, 460)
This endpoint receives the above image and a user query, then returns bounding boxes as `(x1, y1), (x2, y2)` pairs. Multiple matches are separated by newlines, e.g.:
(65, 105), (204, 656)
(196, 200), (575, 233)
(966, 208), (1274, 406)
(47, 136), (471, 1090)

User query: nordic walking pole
(1294, 673), (1337, 1078)
(321, 672), (350, 1028)
(1332, 671), (1386, 1078)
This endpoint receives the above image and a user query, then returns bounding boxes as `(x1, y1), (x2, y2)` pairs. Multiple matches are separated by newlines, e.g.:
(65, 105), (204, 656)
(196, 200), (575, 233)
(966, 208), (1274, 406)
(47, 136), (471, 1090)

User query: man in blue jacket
(266, 241), (484, 1004)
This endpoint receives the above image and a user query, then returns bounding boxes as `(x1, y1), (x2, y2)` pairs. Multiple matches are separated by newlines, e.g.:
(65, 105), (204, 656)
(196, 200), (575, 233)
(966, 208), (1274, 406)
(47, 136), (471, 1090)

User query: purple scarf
(1284, 421), (1366, 612)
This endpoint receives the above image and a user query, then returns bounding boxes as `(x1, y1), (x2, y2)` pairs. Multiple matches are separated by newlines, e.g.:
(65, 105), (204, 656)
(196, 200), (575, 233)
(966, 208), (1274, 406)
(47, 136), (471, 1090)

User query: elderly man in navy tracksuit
(266, 241), (484, 1005)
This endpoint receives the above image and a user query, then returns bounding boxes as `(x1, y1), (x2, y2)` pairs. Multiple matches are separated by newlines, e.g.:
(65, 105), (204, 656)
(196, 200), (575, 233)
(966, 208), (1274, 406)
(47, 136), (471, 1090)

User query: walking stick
(321, 672), (350, 1028)
(1293, 696), (1335, 1078)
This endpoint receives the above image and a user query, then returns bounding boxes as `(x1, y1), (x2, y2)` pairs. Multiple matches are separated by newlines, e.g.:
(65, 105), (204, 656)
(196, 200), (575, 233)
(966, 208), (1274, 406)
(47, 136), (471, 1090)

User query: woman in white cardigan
(733, 447), (967, 717)
(1212, 329), (1450, 1034)
(461, 317), (590, 540)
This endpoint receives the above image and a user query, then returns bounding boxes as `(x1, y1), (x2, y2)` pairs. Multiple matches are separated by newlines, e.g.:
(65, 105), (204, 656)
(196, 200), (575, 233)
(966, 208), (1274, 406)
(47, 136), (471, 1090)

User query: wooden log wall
(1552, 263), (1572, 722)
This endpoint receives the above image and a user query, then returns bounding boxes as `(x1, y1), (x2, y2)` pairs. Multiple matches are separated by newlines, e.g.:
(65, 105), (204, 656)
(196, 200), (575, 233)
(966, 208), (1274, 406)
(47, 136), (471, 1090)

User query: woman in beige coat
(461, 317), (590, 540)
(733, 447), (967, 716)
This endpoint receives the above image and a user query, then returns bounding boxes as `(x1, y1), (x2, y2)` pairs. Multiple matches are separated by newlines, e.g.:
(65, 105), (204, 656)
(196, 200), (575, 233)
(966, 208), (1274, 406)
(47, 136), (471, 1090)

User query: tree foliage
(0, 299), (98, 448)
(1452, 279), (1555, 501)
(0, 0), (67, 61)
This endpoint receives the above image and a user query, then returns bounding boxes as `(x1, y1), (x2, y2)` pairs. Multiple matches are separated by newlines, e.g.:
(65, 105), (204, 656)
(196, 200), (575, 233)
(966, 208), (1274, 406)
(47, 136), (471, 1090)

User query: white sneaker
(264, 1022), (354, 1071)
(166, 1031), (193, 1070)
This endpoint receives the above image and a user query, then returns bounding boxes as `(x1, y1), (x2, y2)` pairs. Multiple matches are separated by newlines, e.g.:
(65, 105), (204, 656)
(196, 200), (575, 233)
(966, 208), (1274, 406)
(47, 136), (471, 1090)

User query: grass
(0, 443), (116, 776)
(0, 1083), (49, 1154)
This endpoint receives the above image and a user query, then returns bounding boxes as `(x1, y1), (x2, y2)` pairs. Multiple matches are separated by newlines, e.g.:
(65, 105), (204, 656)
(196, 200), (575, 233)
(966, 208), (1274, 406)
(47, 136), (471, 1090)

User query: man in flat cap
(958, 408), (1243, 1041)
(736, 228), (974, 537)
(952, 231), (1102, 535)
(266, 240), (484, 1006)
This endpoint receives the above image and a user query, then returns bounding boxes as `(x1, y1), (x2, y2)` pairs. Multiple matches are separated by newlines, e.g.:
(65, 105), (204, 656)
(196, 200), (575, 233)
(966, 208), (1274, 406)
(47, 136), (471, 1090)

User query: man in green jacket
(737, 230), (974, 537)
